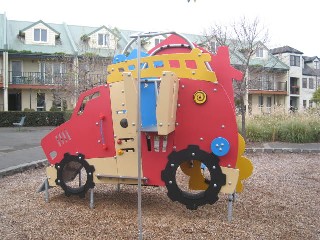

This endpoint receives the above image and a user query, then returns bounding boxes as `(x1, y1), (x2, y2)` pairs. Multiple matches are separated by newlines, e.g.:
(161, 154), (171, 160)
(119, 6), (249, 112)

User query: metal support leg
(89, 188), (94, 209)
(79, 170), (82, 187)
(44, 178), (49, 203)
(227, 194), (234, 222)
(117, 183), (121, 192)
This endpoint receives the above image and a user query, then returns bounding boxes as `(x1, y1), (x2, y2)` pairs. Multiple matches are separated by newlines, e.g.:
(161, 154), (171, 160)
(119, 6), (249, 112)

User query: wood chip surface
(0, 153), (319, 239)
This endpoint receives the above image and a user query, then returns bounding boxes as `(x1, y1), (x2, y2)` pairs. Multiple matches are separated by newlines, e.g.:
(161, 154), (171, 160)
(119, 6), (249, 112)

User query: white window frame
(256, 48), (264, 58)
(98, 33), (109, 46)
(309, 78), (314, 89)
(302, 78), (307, 88)
(34, 28), (48, 42)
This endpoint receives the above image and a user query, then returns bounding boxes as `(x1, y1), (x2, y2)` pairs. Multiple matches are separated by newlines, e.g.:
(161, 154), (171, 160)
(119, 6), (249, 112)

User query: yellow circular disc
(193, 90), (207, 104)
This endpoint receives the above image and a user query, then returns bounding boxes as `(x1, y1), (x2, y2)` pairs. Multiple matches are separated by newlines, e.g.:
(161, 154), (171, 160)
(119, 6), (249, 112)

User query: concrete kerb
(0, 159), (48, 178)
(245, 147), (320, 154)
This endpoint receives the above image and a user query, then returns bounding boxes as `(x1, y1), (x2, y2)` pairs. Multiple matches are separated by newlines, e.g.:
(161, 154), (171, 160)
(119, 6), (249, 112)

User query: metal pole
(79, 170), (82, 187)
(89, 188), (94, 209)
(44, 178), (49, 203)
(227, 193), (235, 222)
(137, 34), (143, 240)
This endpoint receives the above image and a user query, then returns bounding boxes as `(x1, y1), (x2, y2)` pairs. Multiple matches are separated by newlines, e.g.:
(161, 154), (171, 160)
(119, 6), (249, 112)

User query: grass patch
(240, 110), (320, 143)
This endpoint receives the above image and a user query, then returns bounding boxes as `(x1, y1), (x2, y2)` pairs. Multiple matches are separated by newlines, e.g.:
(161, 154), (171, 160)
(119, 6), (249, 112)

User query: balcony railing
(7, 71), (107, 86)
(290, 85), (299, 95)
(248, 80), (287, 92)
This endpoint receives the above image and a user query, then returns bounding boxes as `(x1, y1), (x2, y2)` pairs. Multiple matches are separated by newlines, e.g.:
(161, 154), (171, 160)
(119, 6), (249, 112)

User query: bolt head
(169, 181), (172, 184)
(213, 184), (217, 187)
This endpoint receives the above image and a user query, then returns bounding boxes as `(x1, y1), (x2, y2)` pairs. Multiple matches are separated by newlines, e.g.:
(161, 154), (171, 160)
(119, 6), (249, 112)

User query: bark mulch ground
(0, 153), (319, 239)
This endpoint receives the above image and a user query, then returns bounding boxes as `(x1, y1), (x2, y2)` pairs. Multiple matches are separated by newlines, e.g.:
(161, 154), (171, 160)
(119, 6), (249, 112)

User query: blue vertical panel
(141, 82), (157, 131)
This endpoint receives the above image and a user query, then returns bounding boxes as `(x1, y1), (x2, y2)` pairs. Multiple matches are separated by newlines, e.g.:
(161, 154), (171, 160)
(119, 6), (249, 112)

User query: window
(210, 41), (219, 53)
(258, 96), (263, 107)
(11, 61), (22, 83)
(267, 97), (271, 107)
(302, 78), (307, 88)
(303, 100), (307, 108)
(34, 29), (47, 42)
(290, 55), (300, 67)
(266, 96), (272, 113)
(314, 61), (319, 69)
(40, 62), (46, 83)
(155, 38), (163, 46)
(37, 93), (45, 111)
(309, 78), (314, 89)
(53, 63), (66, 75)
(98, 33), (109, 46)
(256, 48), (263, 58)
(309, 100), (313, 108)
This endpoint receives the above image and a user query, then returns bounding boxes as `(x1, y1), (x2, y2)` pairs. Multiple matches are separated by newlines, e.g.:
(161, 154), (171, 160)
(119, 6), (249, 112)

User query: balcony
(248, 80), (287, 92)
(7, 71), (107, 86)
(9, 71), (67, 85)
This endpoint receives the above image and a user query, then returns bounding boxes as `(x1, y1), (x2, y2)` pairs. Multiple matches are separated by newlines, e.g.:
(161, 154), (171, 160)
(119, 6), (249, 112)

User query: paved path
(0, 127), (53, 176)
(0, 126), (319, 177)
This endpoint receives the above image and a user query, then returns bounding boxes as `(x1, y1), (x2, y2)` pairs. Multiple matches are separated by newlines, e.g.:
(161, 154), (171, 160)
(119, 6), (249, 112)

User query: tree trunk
(240, 96), (246, 141)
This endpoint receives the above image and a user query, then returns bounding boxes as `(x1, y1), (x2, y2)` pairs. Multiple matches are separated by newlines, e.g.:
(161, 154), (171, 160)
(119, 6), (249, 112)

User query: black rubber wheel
(161, 145), (226, 210)
(55, 153), (95, 198)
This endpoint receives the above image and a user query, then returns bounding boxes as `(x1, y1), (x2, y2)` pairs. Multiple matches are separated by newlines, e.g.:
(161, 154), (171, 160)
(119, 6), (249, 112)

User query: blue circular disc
(211, 137), (230, 156)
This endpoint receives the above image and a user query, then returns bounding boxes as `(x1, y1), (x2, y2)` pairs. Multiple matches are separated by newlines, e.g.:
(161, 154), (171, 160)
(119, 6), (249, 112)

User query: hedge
(0, 111), (67, 127)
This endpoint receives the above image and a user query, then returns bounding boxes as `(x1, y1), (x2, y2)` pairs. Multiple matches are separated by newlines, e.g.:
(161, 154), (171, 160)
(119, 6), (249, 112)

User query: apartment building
(1, 13), (318, 114)
(271, 46), (320, 112)
(244, 43), (289, 115)
(0, 14), (135, 111)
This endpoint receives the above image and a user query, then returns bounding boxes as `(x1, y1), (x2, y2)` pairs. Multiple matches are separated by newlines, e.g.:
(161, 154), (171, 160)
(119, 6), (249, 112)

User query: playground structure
(39, 32), (253, 217)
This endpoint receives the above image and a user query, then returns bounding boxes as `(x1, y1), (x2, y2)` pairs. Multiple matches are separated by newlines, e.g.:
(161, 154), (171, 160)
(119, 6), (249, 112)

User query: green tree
(312, 87), (320, 107)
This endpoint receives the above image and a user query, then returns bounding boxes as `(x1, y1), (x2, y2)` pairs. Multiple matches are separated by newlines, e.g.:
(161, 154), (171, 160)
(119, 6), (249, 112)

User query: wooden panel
(89, 157), (119, 184)
(46, 166), (57, 187)
(156, 71), (179, 135)
(109, 75), (142, 179)
(220, 167), (239, 194)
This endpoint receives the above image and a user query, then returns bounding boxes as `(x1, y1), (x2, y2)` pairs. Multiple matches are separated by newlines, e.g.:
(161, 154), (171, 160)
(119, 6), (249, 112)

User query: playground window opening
(169, 60), (180, 68)
(153, 60), (164, 68)
(77, 91), (100, 115)
(185, 60), (197, 69)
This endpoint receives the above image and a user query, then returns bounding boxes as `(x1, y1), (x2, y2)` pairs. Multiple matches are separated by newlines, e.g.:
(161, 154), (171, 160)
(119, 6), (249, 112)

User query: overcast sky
(2, 0), (319, 57)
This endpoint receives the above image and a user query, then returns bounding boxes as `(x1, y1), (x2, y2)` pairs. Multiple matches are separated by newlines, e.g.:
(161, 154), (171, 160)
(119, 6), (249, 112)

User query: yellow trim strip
(107, 48), (217, 83)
